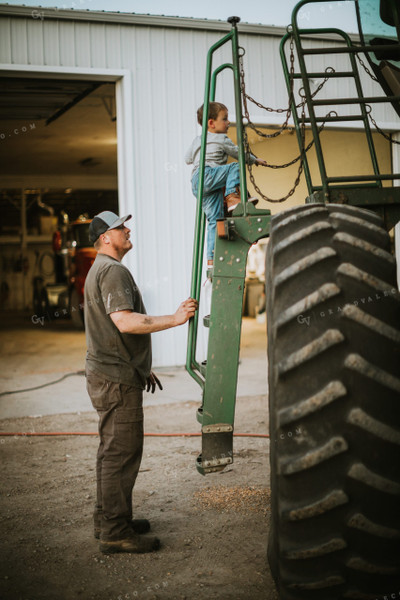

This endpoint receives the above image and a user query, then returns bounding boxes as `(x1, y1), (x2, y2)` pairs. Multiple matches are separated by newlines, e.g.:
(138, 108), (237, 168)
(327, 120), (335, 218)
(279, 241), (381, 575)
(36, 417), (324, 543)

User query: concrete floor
(0, 311), (267, 419)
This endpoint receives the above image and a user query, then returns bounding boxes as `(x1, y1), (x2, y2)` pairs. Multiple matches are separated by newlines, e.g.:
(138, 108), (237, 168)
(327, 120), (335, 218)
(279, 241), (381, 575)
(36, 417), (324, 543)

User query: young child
(185, 102), (267, 265)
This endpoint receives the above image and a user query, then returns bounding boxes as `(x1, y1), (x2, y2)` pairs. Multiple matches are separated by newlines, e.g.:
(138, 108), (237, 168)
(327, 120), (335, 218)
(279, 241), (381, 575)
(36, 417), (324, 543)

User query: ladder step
(301, 43), (400, 56)
(304, 115), (365, 123)
(291, 71), (355, 79)
(312, 95), (398, 105)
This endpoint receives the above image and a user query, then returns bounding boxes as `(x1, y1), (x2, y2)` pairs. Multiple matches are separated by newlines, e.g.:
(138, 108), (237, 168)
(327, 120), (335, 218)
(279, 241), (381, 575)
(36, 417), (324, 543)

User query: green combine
(187, 1), (400, 598)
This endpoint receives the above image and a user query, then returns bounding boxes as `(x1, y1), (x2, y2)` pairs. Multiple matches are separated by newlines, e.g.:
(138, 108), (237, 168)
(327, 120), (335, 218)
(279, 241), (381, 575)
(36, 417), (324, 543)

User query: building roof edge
(0, 4), (359, 40)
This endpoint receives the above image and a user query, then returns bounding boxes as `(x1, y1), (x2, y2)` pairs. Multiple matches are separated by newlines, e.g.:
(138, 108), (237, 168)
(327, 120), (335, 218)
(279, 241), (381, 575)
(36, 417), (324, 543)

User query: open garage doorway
(0, 77), (118, 325)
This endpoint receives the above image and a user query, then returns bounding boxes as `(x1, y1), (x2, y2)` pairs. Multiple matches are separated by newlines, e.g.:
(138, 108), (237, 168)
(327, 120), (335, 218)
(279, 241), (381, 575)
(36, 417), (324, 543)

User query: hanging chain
(239, 38), (333, 203)
(355, 53), (379, 82)
(355, 54), (400, 144)
(239, 39), (294, 139)
(244, 110), (332, 203)
(366, 105), (400, 145)
(237, 36), (400, 202)
(238, 38), (400, 202)
(243, 116), (305, 203)
(239, 39), (333, 140)
(256, 117), (329, 170)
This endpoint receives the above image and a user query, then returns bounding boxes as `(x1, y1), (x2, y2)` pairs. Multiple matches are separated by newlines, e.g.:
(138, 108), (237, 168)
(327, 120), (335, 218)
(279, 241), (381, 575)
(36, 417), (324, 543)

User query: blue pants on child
(191, 163), (240, 261)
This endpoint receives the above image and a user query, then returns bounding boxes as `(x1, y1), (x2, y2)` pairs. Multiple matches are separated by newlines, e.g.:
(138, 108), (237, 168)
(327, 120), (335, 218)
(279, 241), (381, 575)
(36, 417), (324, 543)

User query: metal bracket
(216, 218), (231, 239)
(203, 456), (233, 467)
(202, 424), (233, 434)
(202, 455), (233, 468)
(196, 452), (233, 475)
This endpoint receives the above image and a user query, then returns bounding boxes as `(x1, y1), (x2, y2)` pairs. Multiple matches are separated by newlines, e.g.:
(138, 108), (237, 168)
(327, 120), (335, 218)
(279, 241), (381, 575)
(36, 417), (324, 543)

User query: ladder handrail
(186, 19), (248, 388)
(280, 25), (386, 197)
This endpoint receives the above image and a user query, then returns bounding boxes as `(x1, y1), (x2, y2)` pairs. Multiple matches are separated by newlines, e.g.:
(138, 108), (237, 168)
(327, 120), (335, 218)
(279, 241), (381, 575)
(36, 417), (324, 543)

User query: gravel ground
(0, 395), (278, 600)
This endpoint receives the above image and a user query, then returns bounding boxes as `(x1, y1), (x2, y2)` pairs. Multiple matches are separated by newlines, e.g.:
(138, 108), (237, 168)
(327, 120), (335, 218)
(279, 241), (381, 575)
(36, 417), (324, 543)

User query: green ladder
(185, 16), (271, 475)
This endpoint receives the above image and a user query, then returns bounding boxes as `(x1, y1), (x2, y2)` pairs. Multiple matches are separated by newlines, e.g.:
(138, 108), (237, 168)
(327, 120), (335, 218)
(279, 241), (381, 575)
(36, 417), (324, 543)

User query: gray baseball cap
(89, 211), (132, 243)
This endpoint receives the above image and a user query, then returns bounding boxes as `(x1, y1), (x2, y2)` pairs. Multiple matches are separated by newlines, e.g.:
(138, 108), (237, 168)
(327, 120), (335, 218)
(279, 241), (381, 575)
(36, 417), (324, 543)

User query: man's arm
(110, 297), (198, 334)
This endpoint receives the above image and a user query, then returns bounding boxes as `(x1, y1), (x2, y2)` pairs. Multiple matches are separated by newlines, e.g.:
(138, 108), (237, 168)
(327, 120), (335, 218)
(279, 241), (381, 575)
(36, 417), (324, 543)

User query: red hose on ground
(0, 431), (269, 438)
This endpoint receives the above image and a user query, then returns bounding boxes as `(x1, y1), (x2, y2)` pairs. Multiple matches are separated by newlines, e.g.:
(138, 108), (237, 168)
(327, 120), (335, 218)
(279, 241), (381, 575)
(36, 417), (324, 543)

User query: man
(84, 210), (198, 554)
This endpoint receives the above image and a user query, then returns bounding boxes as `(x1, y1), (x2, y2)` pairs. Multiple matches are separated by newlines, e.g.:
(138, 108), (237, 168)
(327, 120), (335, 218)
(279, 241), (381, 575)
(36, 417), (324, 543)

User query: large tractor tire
(266, 203), (400, 600)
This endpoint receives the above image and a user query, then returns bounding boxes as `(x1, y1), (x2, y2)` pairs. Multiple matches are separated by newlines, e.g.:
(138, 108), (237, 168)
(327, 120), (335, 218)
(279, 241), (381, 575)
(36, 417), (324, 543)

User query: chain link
(356, 53), (379, 82)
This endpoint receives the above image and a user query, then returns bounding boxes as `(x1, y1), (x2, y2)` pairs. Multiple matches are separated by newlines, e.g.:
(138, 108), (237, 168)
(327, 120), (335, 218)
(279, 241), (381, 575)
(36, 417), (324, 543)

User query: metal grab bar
(186, 17), (248, 388)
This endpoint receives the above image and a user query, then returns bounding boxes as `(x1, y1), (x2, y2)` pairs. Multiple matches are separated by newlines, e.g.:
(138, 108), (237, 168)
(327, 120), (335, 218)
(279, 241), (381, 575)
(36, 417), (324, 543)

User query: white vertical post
(115, 74), (139, 277)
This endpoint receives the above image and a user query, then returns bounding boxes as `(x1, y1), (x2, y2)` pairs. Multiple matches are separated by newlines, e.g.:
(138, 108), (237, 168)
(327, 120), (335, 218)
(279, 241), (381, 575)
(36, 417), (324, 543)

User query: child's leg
(214, 163), (257, 203)
(223, 163), (259, 209)
(223, 163), (240, 195)
(192, 169), (225, 262)
(202, 190), (224, 261)
(203, 163), (240, 196)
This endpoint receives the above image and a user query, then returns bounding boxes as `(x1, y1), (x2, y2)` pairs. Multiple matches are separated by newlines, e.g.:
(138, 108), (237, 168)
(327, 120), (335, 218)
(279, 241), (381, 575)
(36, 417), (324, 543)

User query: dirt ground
(0, 314), (278, 600)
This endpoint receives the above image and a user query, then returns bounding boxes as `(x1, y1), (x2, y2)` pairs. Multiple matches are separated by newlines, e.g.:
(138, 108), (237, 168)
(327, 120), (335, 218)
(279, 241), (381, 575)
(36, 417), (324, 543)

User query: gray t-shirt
(185, 132), (257, 175)
(84, 253), (151, 388)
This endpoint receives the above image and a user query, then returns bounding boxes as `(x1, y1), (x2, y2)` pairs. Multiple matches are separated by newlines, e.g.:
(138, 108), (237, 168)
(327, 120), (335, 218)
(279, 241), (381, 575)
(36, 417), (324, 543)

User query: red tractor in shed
(33, 214), (96, 328)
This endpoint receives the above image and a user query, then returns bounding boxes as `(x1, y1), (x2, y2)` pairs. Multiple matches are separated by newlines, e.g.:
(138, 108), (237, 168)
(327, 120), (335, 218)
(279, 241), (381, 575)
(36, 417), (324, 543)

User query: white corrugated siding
(0, 15), (399, 365)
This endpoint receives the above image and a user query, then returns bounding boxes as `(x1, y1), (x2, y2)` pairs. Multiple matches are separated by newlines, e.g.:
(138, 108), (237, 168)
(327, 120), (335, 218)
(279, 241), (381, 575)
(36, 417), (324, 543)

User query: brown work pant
(86, 370), (144, 541)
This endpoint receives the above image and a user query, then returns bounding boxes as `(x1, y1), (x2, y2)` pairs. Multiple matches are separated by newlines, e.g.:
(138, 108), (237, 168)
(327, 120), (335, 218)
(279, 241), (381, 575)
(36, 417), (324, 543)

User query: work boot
(225, 189), (259, 213)
(235, 184), (259, 206)
(100, 532), (160, 554)
(94, 518), (151, 540)
(225, 192), (241, 212)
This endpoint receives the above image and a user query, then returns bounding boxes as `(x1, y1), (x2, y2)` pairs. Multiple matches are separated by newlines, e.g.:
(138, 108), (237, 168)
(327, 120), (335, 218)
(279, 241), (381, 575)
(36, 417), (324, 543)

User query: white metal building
(0, 4), (399, 366)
